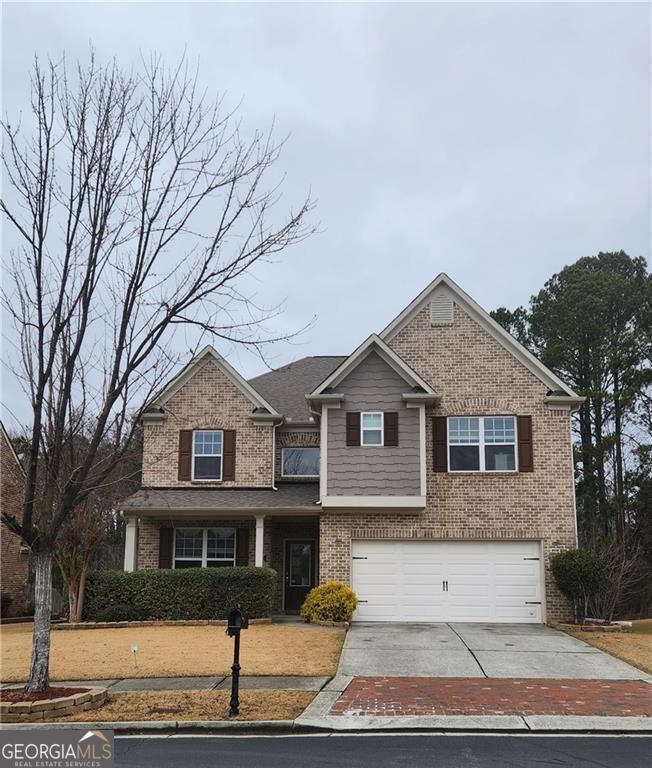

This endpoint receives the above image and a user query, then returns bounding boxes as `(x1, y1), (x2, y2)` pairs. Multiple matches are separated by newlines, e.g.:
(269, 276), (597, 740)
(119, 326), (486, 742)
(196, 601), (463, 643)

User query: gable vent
(430, 291), (454, 325)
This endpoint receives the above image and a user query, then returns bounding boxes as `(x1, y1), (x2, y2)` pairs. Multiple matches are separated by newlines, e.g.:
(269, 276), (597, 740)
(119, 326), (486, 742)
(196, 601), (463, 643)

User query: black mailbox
(226, 606), (249, 716)
(226, 607), (249, 637)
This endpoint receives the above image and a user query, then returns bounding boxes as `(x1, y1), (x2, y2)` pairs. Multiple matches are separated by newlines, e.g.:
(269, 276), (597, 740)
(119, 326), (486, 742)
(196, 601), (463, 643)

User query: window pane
(207, 528), (235, 559)
(174, 560), (202, 569)
(485, 445), (516, 471)
(450, 445), (480, 471)
(449, 417), (480, 444)
(175, 529), (203, 558)
(289, 543), (311, 586)
(194, 455), (222, 479)
(484, 417), (515, 444)
(194, 430), (222, 455)
(362, 413), (382, 429)
(282, 447), (320, 476)
(362, 429), (382, 445)
(206, 560), (233, 568)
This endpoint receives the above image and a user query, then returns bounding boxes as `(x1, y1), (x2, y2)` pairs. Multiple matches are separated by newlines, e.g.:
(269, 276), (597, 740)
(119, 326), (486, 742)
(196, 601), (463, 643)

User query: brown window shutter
(432, 416), (448, 472)
(223, 430), (236, 481)
(235, 526), (249, 566)
(178, 430), (193, 481)
(158, 526), (173, 569)
(384, 412), (399, 446)
(517, 415), (534, 472)
(346, 412), (361, 446)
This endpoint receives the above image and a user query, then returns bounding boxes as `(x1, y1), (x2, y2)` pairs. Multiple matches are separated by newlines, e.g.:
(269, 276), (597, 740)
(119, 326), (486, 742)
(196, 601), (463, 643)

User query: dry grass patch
(567, 619), (652, 675)
(53, 690), (315, 722)
(0, 624), (344, 682)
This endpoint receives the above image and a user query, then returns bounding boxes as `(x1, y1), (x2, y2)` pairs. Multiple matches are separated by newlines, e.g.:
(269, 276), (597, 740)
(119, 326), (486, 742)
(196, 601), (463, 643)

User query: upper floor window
(174, 527), (236, 568)
(282, 447), (320, 477)
(361, 412), (383, 446)
(448, 416), (516, 472)
(193, 430), (223, 480)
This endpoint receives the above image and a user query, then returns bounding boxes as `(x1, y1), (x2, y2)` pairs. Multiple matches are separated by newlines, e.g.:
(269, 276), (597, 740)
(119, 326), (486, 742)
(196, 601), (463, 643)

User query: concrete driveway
(338, 623), (648, 679)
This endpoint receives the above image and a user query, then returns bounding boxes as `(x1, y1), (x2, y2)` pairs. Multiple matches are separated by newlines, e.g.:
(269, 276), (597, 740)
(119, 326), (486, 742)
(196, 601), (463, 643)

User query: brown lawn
(54, 690), (315, 722)
(0, 624), (344, 682)
(566, 619), (652, 675)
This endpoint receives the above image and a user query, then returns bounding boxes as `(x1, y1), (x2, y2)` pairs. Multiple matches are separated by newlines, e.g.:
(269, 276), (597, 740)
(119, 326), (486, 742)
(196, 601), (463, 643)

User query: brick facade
(0, 426), (29, 617)
(318, 302), (576, 622)
(142, 359), (273, 488)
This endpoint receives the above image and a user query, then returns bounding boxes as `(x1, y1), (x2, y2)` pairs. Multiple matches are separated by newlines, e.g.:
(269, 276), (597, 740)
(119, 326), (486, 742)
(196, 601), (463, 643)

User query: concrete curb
(0, 720), (318, 734)
(2, 716), (650, 735)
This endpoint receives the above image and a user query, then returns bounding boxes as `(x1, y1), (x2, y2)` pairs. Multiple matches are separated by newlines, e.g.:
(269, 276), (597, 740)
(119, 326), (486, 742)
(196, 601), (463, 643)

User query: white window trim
(172, 527), (236, 568)
(281, 447), (320, 478)
(191, 429), (223, 482)
(447, 416), (518, 473)
(361, 411), (384, 447)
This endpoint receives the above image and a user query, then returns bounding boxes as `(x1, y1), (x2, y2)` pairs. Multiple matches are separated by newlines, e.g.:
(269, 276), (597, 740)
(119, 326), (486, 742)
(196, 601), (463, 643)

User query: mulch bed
(1, 686), (88, 703)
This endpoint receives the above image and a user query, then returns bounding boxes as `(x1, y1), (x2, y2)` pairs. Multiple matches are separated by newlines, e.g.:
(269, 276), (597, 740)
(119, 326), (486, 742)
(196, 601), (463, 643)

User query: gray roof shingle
(248, 356), (346, 421)
(121, 483), (319, 513)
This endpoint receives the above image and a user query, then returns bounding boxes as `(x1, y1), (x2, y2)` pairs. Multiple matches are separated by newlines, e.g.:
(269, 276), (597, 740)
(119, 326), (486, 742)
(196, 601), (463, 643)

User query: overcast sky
(1, 1), (649, 428)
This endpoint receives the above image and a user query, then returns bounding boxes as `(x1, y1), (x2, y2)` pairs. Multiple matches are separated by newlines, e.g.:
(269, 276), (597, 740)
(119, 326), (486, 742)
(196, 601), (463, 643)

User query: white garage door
(351, 540), (543, 623)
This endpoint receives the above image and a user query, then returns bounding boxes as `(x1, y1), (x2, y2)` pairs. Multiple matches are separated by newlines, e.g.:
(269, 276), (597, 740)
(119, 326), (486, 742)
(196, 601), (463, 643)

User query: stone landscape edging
(306, 619), (350, 629)
(52, 618), (273, 630)
(552, 623), (625, 633)
(0, 686), (108, 723)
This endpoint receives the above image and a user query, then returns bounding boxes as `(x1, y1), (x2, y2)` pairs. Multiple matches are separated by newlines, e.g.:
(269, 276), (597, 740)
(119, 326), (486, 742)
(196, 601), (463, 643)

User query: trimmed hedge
(83, 567), (277, 622)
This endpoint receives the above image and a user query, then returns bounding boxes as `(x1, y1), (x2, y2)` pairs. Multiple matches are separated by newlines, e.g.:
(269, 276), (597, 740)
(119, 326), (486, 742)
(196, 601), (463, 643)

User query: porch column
(123, 516), (138, 572)
(254, 514), (265, 567)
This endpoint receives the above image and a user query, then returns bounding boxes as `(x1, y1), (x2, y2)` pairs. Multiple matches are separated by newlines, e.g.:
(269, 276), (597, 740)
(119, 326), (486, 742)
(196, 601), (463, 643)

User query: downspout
(271, 417), (284, 491)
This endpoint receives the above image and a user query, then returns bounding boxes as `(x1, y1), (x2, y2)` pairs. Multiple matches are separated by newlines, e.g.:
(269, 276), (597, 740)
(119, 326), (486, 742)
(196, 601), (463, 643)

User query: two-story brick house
(121, 273), (583, 622)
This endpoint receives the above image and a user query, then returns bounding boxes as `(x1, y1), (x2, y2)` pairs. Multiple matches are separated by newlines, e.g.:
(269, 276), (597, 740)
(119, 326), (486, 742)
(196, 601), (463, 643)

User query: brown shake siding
(327, 351), (421, 496)
(319, 303), (577, 622)
(142, 359), (273, 488)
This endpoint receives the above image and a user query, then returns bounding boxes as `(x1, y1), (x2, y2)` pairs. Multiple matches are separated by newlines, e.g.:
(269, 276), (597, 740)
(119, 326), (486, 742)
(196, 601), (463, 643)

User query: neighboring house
(0, 422), (29, 617)
(121, 273), (583, 623)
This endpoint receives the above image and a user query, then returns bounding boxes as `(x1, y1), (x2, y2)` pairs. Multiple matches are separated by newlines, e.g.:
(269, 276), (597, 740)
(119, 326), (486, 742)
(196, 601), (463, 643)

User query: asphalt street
(115, 734), (652, 768)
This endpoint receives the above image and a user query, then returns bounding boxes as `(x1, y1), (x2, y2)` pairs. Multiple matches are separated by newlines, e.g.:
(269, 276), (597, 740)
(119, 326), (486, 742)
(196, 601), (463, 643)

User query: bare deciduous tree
(1, 52), (314, 692)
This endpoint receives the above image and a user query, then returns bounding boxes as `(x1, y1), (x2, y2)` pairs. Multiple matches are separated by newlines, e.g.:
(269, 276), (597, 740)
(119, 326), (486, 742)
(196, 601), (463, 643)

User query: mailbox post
(226, 607), (249, 717)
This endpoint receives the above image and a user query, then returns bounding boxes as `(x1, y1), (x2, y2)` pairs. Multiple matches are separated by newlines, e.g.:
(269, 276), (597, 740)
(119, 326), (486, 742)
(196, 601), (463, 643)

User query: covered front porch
(120, 484), (320, 613)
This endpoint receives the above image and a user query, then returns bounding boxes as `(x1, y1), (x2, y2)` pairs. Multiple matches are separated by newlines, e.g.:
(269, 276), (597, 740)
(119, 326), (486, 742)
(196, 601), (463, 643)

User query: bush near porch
(83, 567), (277, 621)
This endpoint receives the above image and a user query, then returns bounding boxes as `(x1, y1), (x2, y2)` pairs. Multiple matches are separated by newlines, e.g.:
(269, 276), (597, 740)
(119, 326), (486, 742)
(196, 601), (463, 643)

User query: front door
(284, 540), (315, 612)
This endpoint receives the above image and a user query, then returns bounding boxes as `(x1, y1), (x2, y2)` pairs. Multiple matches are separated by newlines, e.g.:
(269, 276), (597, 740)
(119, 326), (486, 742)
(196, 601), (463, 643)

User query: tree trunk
(67, 579), (78, 624)
(25, 550), (53, 693)
(76, 567), (88, 623)
(612, 368), (625, 543)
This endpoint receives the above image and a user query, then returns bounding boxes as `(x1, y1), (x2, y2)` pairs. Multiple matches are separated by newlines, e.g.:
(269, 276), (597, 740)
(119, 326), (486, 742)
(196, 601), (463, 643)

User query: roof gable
(152, 346), (279, 415)
(0, 421), (25, 476)
(380, 273), (580, 399)
(309, 334), (437, 397)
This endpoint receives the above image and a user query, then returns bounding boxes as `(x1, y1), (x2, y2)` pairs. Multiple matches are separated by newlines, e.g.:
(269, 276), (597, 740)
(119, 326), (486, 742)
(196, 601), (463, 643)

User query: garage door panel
(351, 540), (543, 623)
